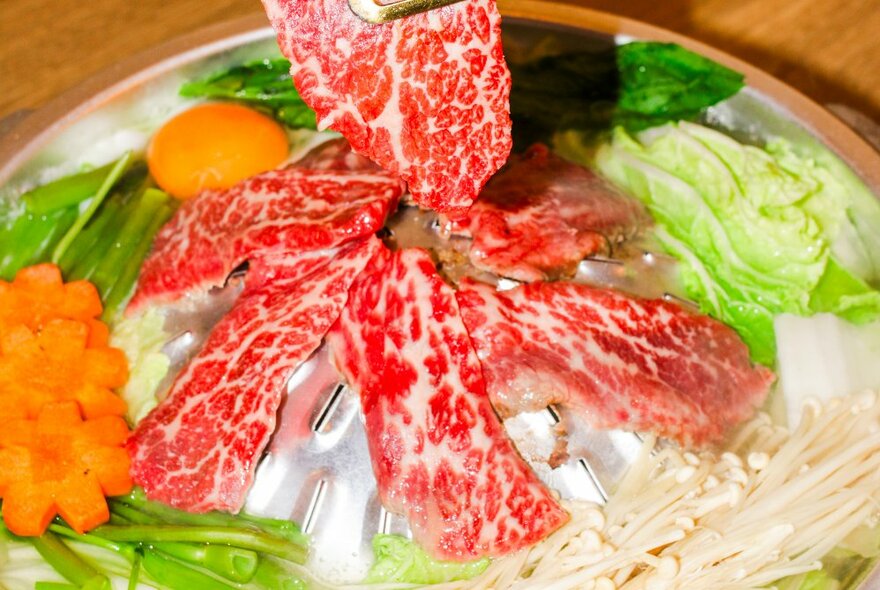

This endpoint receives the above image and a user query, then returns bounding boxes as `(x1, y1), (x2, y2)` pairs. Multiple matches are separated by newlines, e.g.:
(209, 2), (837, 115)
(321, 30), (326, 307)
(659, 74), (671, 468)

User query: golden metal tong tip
(348, 0), (465, 24)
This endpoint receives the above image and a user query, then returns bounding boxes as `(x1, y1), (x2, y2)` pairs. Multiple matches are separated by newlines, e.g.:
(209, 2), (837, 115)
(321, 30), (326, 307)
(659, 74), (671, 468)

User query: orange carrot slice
(0, 402), (132, 536)
(0, 264), (132, 535)
(0, 321), (128, 419)
(0, 264), (103, 332)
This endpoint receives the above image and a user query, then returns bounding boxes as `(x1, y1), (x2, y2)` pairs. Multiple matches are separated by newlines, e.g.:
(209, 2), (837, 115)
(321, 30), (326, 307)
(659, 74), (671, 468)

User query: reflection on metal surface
(156, 277), (245, 397)
(1, 5), (879, 587)
(243, 346), (646, 582)
(563, 408), (645, 496)
(246, 346), (380, 582)
(575, 250), (687, 301)
(348, 0), (465, 24)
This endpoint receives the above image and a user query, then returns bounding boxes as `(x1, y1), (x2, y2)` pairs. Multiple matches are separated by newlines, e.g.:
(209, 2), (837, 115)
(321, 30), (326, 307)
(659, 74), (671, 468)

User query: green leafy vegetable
(156, 543), (258, 583)
(0, 157), (173, 320)
(771, 137), (880, 284)
(808, 258), (880, 323)
(508, 41), (743, 146)
(250, 557), (308, 590)
(91, 525), (305, 564)
(0, 207), (78, 279)
(615, 42), (744, 131)
(180, 58), (317, 129)
(595, 122), (880, 364)
(29, 532), (111, 590)
(0, 154), (139, 281)
(100, 201), (171, 321)
(139, 550), (240, 590)
(110, 306), (170, 424)
(183, 42), (741, 146)
(110, 488), (309, 547)
(365, 534), (489, 585)
(48, 165), (175, 321)
(23, 161), (120, 215)
(2, 490), (310, 590)
(51, 152), (132, 264)
(776, 569), (841, 590)
(34, 583), (81, 590)
(771, 543), (880, 590)
(96, 188), (175, 321)
(63, 170), (149, 283)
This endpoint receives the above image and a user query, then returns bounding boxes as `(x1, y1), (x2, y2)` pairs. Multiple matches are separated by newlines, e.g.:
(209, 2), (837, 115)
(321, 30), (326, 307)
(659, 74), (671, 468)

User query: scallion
(51, 152), (132, 264)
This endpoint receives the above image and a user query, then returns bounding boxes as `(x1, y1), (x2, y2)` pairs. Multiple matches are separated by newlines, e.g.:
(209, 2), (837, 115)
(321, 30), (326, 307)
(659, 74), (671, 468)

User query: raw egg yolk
(147, 103), (289, 199)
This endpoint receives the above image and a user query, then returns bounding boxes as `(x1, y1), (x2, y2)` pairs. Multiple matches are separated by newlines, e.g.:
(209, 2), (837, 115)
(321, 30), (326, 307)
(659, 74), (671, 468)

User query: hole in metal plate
(312, 384), (347, 433)
(302, 479), (328, 535)
(379, 507), (392, 535)
(225, 260), (249, 285)
(578, 458), (609, 502)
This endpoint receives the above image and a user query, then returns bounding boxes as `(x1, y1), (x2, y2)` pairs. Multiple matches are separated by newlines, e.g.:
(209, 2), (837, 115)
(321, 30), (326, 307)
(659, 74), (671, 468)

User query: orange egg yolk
(147, 103), (289, 199)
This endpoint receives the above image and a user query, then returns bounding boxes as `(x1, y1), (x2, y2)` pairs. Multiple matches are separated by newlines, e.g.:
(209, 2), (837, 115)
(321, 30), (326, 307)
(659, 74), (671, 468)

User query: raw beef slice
(262, 0), (513, 218)
(457, 279), (774, 448)
(453, 144), (649, 281)
(128, 159), (403, 311)
(327, 245), (567, 560)
(127, 237), (381, 512)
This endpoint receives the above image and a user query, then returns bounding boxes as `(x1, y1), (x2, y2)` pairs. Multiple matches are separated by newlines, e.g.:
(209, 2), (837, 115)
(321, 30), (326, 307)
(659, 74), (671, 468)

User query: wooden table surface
(1, 0), (880, 123)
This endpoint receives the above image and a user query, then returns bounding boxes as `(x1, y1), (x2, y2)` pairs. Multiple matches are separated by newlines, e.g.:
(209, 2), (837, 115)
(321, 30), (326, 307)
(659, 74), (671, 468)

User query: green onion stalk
(51, 152), (132, 264)
(23, 161), (123, 215)
(0, 152), (140, 281)
(4, 491), (309, 590)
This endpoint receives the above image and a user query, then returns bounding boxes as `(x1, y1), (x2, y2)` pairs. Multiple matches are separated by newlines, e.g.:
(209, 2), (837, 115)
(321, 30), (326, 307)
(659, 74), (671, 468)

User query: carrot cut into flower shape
(0, 264), (102, 332)
(0, 320), (128, 419)
(0, 402), (132, 536)
(0, 263), (132, 536)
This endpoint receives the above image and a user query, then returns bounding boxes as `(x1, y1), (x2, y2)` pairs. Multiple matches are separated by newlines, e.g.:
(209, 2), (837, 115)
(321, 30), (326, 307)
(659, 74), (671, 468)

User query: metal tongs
(348, 0), (465, 24)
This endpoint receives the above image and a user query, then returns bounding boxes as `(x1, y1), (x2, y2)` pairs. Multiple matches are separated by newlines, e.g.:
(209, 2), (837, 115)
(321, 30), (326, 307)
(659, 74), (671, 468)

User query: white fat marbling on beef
(327, 246), (567, 560)
(457, 279), (775, 448)
(127, 237), (381, 512)
(262, 0), (512, 217)
(128, 141), (403, 312)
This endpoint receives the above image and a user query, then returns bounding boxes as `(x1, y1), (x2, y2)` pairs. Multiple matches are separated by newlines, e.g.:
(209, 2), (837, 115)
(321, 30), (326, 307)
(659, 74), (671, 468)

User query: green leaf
(0, 207), (78, 280)
(595, 122), (880, 364)
(772, 568), (841, 590)
(29, 533), (110, 590)
(809, 258), (880, 323)
(508, 41), (743, 147)
(109, 306), (170, 423)
(796, 570), (842, 590)
(50, 152), (132, 264)
(22, 161), (118, 215)
(140, 551), (239, 590)
(615, 42), (744, 131)
(767, 138), (880, 285)
(365, 534), (489, 585)
(111, 488), (309, 548)
(180, 58), (317, 130)
(34, 583), (79, 590)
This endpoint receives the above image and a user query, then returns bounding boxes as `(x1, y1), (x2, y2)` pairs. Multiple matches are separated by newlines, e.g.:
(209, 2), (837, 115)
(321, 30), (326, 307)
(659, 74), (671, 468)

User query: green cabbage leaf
(365, 535), (488, 585)
(109, 306), (170, 424)
(595, 122), (880, 364)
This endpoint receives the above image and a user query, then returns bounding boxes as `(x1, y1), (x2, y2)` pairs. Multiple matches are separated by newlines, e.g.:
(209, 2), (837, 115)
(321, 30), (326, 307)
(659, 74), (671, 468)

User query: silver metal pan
(1, 3), (878, 587)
